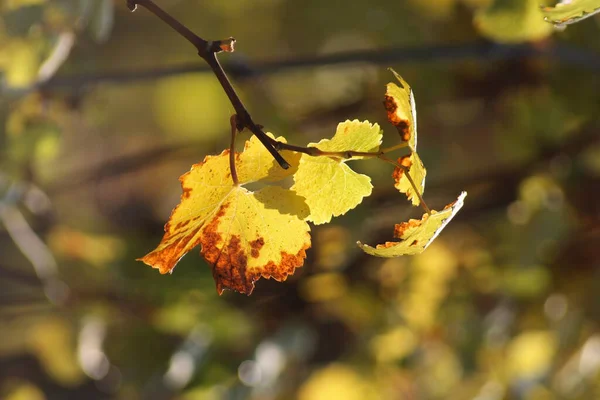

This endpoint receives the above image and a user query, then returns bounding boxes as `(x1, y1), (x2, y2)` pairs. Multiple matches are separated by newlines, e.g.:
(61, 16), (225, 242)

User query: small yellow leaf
(292, 119), (382, 224)
(139, 134), (310, 295)
(385, 70), (427, 206)
(357, 192), (466, 257)
(541, 0), (600, 28)
(384, 70), (418, 150)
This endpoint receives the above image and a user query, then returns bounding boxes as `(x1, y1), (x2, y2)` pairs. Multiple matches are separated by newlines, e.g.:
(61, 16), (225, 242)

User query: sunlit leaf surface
(292, 119), (382, 224)
(358, 192), (466, 257)
(139, 134), (310, 295)
(541, 0), (600, 27)
(385, 70), (427, 205)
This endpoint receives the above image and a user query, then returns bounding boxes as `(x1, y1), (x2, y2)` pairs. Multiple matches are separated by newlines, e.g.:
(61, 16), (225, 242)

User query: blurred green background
(1, 0), (600, 399)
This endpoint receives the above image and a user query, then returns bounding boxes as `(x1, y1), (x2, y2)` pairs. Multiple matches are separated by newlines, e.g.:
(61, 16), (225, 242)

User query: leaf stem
(126, 0), (290, 169)
(267, 137), (409, 160)
(378, 155), (431, 214)
(229, 115), (239, 186)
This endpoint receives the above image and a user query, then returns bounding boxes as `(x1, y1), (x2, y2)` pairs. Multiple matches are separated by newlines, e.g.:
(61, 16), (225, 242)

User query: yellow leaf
(385, 70), (418, 150)
(357, 192), (466, 257)
(385, 70), (427, 206)
(292, 119), (382, 224)
(139, 134), (310, 295)
(541, 0), (600, 28)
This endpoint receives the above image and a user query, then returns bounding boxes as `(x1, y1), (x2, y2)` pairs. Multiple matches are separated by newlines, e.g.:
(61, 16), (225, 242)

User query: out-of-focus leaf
(358, 192), (466, 257)
(506, 331), (556, 380)
(4, 383), (46, 400)
(0, 39), (41, 88)
(542, 0), (600, 28)
(153, 74), (231, 142)
(298, 364), (379, 400)
(139, 134), (310, 295)
(475, 0), (554, 43)
(291, 119), (382, 224)
(2, 4), (44, 36)
(27, 317), (84, 386)
(385, 70), (426, 206)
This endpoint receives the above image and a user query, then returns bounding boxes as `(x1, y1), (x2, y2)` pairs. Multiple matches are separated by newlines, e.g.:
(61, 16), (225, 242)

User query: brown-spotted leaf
(139, 134), (310, 295)
(357, 192), (466, 257)
(385, 69), (418, 149)
(385, 70), (427, 206)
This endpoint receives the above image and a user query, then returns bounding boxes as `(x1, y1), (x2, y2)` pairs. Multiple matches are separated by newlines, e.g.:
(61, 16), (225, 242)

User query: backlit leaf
(357, 192), (466, 257)
(139, 134), (310, 295)
(385, 70), (427, 206)
(291, 119), (382, 225)
(541, 0), (600, 28)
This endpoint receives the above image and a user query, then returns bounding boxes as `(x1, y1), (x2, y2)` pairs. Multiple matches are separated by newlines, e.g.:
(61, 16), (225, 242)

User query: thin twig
(268, 138), (408, 160)
(127, 0), (290, 169)
(229, 115), (239, 186)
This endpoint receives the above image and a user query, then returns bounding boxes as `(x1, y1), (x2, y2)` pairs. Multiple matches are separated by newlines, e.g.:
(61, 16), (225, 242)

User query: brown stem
(127, 0), (290, 169)
(229, 115), (239, 186)
(268, 136), (408, 160)
(378, 155), (431, 214)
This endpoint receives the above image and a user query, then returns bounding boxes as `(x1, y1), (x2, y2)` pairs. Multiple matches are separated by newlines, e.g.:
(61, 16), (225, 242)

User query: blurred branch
(39, 42), (600, 90)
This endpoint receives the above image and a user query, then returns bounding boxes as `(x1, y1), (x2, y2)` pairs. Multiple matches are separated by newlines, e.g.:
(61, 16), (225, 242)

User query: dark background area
(1, 0), (600, 399)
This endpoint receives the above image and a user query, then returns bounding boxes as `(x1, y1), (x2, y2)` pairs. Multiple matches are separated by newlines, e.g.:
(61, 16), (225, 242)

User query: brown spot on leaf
(250, 237), (265, 258)
(392, 156), (413, 183)
(258, 242), (311, 282)
(182, 187), (193, 199)
(384, 95), (411, 142)
(393, 218), (423, 239)
(175, 220), (190, 230)
(210, 235), (253, 295)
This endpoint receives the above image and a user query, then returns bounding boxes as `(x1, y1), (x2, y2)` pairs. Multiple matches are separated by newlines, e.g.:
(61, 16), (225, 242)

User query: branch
(126, 0), (290, 169)
(37, 42), (600, 90)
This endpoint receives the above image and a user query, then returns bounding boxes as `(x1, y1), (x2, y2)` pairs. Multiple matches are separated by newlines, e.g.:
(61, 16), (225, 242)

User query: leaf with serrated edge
(138, 134), (310, 295)
(357, 192), (466, 257)
(541, 0), (600, 27)
(291, 119), (382, 225)
(385, 70), (427, 206)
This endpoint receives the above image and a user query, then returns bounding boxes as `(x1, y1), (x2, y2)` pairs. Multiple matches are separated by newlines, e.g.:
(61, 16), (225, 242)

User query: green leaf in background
(475, 0), (554, 43)
(541, 0), (600, 28)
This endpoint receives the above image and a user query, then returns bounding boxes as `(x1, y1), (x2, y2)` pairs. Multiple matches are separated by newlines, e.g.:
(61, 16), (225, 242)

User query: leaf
(357, 192), (466, 257)
(385, 70), (427, 206)
(475, 0), (554, 43)
(541, 0), (600, 28)
(291, 119), (382, 225)
(139, 134), (311, 295)
(385, 70), (418, 150)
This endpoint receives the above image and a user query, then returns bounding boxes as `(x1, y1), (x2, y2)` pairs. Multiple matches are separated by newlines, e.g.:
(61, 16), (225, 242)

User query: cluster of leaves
(139, 71), (467, 295)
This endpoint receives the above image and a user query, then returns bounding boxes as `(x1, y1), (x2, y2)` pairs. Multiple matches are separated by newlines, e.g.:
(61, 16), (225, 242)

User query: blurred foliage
(1, 0), (600, 399)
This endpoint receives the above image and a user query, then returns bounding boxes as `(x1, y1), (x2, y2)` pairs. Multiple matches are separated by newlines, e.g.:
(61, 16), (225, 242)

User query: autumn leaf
(385, 70), (426, 206)
(357, 192), (466, 257)
(139, 134), (311, 295)
(291, 119), (382, 225)
(541, 0), (600, 28)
